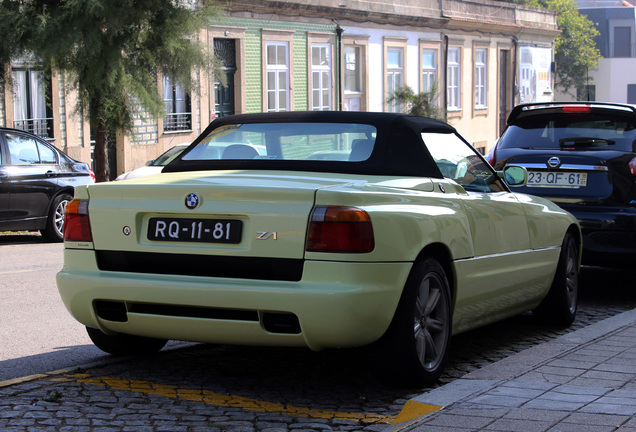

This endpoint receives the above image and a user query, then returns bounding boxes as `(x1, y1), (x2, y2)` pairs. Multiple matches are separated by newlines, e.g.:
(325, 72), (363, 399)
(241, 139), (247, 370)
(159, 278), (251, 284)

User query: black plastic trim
(95, 250), (304, 281)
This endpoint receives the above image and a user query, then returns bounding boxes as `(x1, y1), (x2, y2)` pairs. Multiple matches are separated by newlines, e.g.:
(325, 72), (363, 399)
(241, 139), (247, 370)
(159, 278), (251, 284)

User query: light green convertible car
(57, 111), (580, 386)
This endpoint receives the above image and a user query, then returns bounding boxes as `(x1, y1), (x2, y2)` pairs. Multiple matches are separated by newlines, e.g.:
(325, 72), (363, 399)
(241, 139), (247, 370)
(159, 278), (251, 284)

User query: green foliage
(499, 0), (601, 96)
(1, 0), (221, 181)
(548, 0), (602, 96)
(0, 0), (24, 72)
(386, 84), (446, 121)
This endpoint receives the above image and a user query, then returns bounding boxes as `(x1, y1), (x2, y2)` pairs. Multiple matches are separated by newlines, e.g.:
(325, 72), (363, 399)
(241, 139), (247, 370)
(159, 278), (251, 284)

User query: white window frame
(474, 48), (487, 109)
(311, 43), (332, 111)
(447, 47), (461, 111)
(421, 49), (438, 95)
(387, 48), (404, 113)
(384, 38), (407, 113)
(343, 36), (368, 112)
(344, 46), (362, 94)
(265, 40), (290, 112)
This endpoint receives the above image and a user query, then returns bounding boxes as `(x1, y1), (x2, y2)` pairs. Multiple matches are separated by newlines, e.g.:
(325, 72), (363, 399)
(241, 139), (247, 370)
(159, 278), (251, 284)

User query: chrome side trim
(454, 246), (561, 263)
(519, 163), (608, 172)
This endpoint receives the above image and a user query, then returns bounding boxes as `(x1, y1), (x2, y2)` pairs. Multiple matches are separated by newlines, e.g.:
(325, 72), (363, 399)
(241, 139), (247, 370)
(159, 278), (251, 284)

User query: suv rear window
(501, 113), (636, 152)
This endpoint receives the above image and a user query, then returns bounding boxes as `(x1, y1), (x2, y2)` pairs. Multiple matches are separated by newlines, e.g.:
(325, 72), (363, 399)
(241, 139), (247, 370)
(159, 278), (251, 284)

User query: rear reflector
(64, 199), (93, 242)
(306, 206), (375, 253)
(630, 157), (636, 177)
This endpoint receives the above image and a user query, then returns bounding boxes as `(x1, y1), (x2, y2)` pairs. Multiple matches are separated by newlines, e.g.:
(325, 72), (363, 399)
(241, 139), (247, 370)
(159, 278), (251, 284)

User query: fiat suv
(488, 102), (636, 267)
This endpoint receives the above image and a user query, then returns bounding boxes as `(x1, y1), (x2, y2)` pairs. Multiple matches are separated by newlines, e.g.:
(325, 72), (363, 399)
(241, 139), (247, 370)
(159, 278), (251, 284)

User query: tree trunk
(94, 120), (109, 183)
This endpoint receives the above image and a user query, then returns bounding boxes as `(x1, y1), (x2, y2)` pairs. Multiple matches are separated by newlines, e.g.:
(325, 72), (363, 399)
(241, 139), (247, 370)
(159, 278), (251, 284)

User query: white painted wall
(343, 25), (442, 112)
(592, 58), (636, 103)
(555, 57), (636, 103)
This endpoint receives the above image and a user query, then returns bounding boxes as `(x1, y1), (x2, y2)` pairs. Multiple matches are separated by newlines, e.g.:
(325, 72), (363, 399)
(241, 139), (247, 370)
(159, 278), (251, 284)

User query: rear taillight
(630, 157), (636, 177)
(64, 199), (93, 242)
(89, 169), (96, 182)
(306, 206), (374, 253)
(486, 144), (497, 166)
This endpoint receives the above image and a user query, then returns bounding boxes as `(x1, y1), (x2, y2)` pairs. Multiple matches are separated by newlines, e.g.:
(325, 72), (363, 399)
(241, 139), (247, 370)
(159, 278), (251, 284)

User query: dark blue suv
(488, 102), (636, 267)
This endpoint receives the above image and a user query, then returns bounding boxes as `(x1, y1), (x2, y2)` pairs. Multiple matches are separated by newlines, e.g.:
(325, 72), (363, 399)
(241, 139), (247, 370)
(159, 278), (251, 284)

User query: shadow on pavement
(0, 345), (110, 383)
(0, 232), (48, 245)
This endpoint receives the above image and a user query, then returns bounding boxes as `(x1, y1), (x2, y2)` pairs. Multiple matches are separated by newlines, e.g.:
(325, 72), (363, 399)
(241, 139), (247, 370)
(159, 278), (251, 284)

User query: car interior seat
(222, 144), (259, 159)
(349, 139), (374, 161)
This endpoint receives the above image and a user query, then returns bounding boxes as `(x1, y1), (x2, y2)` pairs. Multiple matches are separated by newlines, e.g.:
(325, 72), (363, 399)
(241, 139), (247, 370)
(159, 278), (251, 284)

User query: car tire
(40, 193), (72, 242)
(86, 326), (168, 356)
(372, 257), (452, 387)
(533, 232), (579, 327)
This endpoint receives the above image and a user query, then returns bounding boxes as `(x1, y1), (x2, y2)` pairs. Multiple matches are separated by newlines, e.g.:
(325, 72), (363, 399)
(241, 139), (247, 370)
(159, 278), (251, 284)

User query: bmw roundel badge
(185, 193), (200, 210)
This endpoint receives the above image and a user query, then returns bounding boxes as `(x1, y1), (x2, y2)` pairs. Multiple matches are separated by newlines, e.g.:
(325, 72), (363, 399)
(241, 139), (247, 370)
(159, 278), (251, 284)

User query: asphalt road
(0, 233), (108, 381)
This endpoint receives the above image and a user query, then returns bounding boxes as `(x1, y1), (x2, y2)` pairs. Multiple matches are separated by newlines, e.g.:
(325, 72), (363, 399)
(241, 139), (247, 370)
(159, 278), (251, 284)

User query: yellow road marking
(0, 269), (33, 275)
(390, 400), (443, 425)
(52, 373), (398, 424)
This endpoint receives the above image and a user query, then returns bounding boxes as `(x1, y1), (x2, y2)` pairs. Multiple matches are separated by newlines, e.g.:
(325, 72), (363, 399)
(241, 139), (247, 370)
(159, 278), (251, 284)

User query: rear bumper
(56, 249), (412, 351)
(560, 204), (636, 267)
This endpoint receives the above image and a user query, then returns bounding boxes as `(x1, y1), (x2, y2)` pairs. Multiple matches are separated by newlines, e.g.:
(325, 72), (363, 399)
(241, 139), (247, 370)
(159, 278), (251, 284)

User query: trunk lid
(87, 170), (364, 259)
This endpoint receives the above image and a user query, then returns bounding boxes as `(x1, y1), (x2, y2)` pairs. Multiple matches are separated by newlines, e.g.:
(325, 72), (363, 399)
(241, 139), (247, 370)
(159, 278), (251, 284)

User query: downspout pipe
(443, 34), (449, 119)
(512, 36), (518, 107)
(336, 24), (344, 111)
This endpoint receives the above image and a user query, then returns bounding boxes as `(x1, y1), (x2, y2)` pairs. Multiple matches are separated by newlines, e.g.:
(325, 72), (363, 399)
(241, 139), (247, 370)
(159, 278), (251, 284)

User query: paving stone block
(562, 412), (630, 426)
(469, 394), (530, 408)
(483, 418), (552, 431)
(501, 408), (569, 423)
(422, 413), (493, 429)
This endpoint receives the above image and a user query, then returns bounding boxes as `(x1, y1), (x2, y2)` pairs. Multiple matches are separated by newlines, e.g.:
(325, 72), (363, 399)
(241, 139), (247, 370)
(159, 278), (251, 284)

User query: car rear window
(182, 123), (377, 162)
(501, 113), (636, 151)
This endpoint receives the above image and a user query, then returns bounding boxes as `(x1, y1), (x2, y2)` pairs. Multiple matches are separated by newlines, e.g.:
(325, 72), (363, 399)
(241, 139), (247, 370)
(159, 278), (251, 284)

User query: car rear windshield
(182, 123), (377, 162)
(501, 113), (636, 151)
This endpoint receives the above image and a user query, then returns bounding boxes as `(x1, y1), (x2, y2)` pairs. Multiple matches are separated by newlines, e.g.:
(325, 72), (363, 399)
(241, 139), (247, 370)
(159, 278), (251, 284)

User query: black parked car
(0, 127), (94, 241)
(487, 102), (636, 267)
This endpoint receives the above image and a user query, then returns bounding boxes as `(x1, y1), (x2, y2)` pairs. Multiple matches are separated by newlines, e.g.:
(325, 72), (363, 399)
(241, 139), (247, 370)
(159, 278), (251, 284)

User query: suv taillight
(562, 105), (591, 113)
(630, 157), (636, 177)
(64, 199), (93, 242)
(306, 206), (374, 253)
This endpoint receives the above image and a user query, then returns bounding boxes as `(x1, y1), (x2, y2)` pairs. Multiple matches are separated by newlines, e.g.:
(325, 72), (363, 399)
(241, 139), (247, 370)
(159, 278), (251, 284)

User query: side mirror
(145, 159), (154, 166)
(498, 165), (528, 187)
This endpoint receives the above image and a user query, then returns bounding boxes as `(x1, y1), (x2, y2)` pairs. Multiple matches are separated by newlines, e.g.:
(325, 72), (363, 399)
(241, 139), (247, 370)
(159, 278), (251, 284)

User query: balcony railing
(13, 118), (54, 139)
(164, 112), (192, 132)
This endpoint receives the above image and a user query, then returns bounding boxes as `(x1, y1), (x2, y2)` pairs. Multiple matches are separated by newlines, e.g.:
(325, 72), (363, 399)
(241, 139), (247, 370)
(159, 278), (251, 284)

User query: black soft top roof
(163, 111), (457, 178)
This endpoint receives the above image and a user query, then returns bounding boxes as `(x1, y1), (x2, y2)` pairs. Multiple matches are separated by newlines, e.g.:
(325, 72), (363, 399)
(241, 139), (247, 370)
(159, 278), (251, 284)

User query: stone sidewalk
(388, 308), (636, 432)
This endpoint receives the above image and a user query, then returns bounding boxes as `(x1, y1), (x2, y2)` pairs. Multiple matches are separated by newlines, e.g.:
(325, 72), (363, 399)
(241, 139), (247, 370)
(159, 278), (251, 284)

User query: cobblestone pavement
(1, 267), (634, 432)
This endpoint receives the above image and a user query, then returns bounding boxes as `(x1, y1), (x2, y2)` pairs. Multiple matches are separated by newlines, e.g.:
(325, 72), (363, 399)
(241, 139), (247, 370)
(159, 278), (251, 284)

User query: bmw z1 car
(57, 111), (580, 386)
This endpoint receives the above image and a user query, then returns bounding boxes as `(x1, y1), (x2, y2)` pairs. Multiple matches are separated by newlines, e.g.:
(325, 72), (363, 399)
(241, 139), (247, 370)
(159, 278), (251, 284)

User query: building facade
(1, 0), (558, 178)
